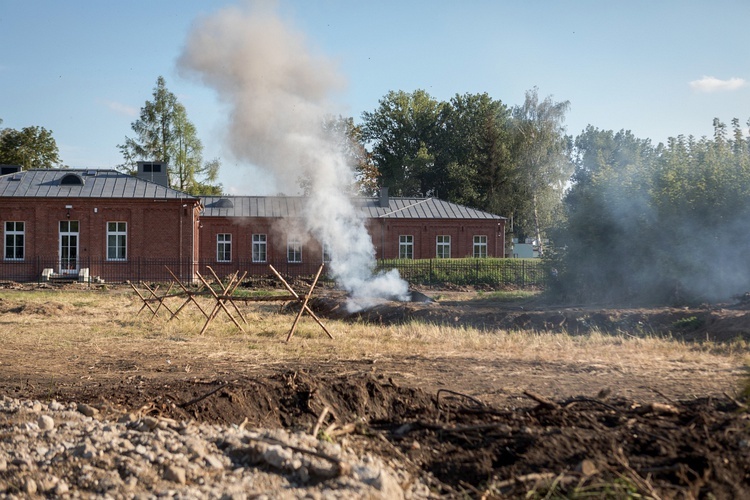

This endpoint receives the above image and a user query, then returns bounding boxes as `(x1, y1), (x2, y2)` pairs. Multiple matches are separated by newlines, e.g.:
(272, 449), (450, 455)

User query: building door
(59, 220), (79, 274)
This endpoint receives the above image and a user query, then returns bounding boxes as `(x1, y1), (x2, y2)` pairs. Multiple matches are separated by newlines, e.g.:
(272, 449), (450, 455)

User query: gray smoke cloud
(178, 1), (409, 311)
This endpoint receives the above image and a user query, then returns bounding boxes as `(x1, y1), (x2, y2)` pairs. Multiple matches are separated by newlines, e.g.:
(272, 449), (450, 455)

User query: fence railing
(0, 256), (547, 288)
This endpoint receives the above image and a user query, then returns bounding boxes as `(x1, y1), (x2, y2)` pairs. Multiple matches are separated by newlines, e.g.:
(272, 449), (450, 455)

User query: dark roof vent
(212, 198), (234, 208)
(60, 173), (84, 186)
(0, 165), (22, 176)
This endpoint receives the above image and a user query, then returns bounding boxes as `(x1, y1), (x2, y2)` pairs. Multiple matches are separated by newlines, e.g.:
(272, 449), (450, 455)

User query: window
(107, 222), (127, 260)
(60, 173), (84, 186)
(142, 162), (162, 173)
(436, 235), (451, 259)
(399, 235), (414, 259)
(473, 235), (488, 258)
(252, 234), (267, 263)
(4, 221), (24, 260)
(217, 233), (232, 262)
(287, 237), (302, 263)
(322, 242), (332, 263)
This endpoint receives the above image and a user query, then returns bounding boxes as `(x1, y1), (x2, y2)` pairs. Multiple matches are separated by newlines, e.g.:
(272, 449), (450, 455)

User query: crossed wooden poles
(129, 264), (332, 341)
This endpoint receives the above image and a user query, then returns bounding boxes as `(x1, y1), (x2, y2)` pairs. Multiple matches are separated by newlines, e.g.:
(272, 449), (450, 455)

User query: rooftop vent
(212, 198), (234, 208)
(60, 173), (84, 186)
(0, 165), (22, 176)
(136, 161), (170, 188)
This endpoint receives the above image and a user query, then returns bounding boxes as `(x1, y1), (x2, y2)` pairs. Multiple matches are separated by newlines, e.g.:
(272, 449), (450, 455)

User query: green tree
(510, 88), (573, 255)
(118, 76), (221, 194)
(360, 90), (443, 196)
(437, 92), (515, 216)
(0, 125), (62, 169)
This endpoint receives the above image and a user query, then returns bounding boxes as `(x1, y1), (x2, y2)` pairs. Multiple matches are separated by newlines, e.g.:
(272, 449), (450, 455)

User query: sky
(1, 0), (749, 195)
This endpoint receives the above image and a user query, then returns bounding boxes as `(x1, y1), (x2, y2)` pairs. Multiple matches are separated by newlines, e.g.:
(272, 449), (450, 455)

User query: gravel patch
(0, 396), (432, 498)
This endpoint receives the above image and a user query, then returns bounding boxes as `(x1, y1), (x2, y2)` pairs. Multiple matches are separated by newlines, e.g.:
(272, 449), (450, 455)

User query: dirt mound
(28, 370), (750, 498)
(309, 294), (750, 342)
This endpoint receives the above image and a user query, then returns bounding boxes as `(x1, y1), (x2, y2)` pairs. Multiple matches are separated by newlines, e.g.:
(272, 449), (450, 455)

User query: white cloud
(101, 99), (138, 117)
(689, 76), (746, 93)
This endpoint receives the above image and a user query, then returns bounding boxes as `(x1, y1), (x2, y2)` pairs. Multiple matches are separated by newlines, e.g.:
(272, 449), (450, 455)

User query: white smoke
(178, 1), (409, 311)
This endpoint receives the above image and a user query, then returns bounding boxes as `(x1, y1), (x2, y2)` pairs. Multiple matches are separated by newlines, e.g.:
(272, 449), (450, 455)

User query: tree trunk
(532, 192), (544, 257)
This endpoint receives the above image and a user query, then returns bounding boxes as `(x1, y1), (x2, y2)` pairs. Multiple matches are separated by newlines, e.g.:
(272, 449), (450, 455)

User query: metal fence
(0, 256), (547, 288)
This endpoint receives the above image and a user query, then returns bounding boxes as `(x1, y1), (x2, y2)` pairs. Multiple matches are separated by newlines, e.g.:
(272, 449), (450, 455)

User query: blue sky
(1, 0), (748, 194)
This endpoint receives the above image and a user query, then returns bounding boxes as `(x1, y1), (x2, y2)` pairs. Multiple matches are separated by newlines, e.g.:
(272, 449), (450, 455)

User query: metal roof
(201, 195), (505, 220)
(0, 169), (197, 200)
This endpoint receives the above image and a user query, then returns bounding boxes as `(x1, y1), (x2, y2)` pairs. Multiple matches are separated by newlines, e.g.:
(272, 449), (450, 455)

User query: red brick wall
(0, 198), (200, 281)
(369, 219), (505, 259)
(199, 216), (506, 264)
(1, 197), (505, 282)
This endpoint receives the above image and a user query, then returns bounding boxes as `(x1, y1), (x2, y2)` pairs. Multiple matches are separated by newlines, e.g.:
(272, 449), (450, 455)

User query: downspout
(380, 219), (385, 259)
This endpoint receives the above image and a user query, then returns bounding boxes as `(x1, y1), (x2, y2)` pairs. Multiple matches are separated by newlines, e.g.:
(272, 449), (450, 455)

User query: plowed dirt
(1, 285), (750, 498)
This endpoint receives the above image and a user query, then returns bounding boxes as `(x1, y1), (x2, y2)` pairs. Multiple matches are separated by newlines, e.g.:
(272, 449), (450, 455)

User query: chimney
(378, 187), (389, 208)
(136, 161), (170, 187)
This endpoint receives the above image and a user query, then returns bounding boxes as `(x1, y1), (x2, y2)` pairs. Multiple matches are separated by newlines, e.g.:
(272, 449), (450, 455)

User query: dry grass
(0, 288), (747, 387)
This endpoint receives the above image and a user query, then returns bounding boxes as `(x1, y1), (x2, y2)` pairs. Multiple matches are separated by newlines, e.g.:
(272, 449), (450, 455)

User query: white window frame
(4, 221), (25, 261)
(473, 235), (488, 258)
(436, 235), (451, 259)
(252, 234), (267, 263)
(217, 233), (232, 262)
(287, 237), (302, 263)
(399, 235), (414, 259)
(107, 221), (127, 261)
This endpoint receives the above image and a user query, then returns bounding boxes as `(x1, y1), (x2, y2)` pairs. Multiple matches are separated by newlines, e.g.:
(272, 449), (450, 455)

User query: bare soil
(1, 284), (750, 498)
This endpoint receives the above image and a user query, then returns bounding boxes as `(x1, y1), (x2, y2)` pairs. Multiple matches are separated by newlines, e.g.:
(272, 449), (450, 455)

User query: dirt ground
(1, 284), (750, 497)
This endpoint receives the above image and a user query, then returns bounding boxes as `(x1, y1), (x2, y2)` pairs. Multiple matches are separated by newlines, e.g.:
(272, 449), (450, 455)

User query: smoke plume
(178, 2), (409, 311)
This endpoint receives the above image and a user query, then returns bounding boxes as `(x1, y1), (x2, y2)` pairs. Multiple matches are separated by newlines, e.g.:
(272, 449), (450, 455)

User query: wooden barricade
(129, 264), (333, 340)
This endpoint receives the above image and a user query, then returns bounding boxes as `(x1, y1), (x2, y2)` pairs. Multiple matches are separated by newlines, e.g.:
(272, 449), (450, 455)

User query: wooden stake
(269, 264), (333, 341)
(196, 271), (245, 335)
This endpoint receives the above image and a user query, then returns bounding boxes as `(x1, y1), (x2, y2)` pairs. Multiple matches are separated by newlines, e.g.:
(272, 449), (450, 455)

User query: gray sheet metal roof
(201, 195), (505, 220)
(0, 169), (197, 200)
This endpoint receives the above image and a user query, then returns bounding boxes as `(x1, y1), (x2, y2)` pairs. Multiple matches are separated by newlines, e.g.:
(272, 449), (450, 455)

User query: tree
(436, 93), (515, 216)
(511, 88), (573, 255)
(360, 90), (443, 196)
(118, 76), (221, 194)
(0, 125), (62, 169)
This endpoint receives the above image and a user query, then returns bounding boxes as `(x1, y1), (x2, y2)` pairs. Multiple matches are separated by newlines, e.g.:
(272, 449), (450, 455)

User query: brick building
(0, 165), (201, 282)
(199, 190), (505, 277)
(1, 164), (506, 282)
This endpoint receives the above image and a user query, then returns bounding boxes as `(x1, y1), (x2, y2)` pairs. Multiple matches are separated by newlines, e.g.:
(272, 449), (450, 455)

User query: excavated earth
(0, 284), (749, 498)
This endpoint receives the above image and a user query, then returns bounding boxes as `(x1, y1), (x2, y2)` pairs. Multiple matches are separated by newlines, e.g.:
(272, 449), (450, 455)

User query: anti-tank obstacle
(129, 264), (332, 340)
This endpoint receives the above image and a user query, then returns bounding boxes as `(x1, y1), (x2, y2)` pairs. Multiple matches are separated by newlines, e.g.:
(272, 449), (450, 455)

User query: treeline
(553, 120), (750, 304)
(352, 91), (750, 304)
